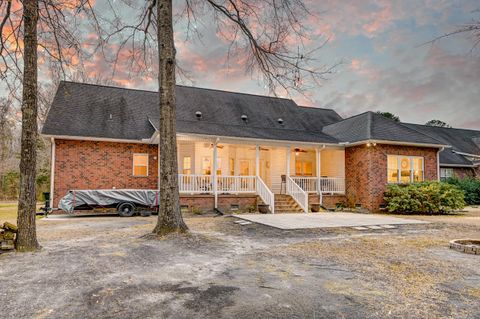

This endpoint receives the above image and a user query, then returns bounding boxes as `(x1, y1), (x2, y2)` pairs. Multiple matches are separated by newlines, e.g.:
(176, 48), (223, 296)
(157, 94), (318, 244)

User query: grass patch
(0, 202), (18, 223)
(0, 201), (44, 224)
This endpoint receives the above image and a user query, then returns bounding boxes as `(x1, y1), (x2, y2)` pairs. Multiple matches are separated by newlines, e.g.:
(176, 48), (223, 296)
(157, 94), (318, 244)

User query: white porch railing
(319, 177), (345, 194)
(256, 176), (275, 214)
(179, 174), (258, 194)
(286, 176), (308, 213)
(291, 176), (345, 194)
(179, 174), (212, 193)
(291, 177), (318, 193)
(217, 175), (256, 193)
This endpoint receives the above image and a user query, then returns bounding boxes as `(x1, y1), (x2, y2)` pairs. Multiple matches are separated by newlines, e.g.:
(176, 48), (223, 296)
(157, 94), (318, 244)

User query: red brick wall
(308, 194), (347, 209)
(451, 167), (477, 179)
(53, 139), (158, 207)
(53, 139), (257, 213)
(345, 144), (438, 212)
(180, 194), (257, 213)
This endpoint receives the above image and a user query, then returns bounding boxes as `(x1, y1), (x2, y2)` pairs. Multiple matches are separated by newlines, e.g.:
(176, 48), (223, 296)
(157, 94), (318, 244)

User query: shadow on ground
(0, 214), (479, 319)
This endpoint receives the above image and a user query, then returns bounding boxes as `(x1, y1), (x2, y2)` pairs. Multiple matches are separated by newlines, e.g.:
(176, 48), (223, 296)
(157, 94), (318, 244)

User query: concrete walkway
(235, 212), (428, 230)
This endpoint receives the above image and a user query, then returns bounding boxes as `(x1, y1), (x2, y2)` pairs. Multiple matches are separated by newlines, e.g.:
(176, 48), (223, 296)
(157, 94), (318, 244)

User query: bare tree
(91, 0), (334, 236)
(427, 10), (480, 53)
(0, 0), (99, 251)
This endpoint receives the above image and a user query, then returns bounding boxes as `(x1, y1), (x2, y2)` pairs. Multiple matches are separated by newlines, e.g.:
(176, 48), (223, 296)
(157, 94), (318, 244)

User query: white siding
(270, 148), (287, 193)
(320, 149), (345, 177)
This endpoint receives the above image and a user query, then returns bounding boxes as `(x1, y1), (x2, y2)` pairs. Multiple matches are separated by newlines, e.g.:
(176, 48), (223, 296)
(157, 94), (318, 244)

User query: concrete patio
(235, 212), (428, 229)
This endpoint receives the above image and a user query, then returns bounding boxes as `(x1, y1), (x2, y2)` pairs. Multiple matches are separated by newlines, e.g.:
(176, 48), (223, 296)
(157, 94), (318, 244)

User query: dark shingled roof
(403, 123), (480, 166)
(322, 111), (445, 146)
(42, 81), (479, 167)
(42, 81), (342, 144)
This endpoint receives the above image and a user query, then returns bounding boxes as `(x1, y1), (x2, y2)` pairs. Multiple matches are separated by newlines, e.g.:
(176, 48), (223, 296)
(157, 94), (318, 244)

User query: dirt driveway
(1, 213), (479, 319)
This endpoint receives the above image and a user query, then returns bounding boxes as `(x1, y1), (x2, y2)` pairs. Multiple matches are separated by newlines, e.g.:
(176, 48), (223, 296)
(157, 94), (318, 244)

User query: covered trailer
(59, 189), (159, 217)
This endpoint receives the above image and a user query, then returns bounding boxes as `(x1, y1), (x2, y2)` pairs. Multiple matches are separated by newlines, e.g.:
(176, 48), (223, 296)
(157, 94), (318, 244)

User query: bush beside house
(384, 181), (465, 214)
(445, 177), (480, 205)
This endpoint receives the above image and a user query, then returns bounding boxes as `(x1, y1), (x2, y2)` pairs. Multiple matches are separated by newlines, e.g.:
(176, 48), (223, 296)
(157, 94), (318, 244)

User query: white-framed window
(202, 156), (211, 175)
(183, 156), (191, 175)
(387, 155), (424, 184)
(133, 153), (149, 177)
(440, 168), (454, 181)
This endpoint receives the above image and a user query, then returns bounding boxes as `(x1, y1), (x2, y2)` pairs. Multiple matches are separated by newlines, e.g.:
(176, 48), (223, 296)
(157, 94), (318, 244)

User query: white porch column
(255, 145), (260, 177)
(213, 141), (218, 209)
(286, 146), (291, 177)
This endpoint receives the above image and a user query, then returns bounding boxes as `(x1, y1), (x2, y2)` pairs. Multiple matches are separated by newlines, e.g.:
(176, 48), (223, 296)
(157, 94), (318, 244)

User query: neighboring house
(42, 81), (480, 213)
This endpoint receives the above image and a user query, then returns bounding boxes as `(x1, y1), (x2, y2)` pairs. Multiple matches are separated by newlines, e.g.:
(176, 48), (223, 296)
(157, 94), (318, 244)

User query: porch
(176, 137), (345, 213)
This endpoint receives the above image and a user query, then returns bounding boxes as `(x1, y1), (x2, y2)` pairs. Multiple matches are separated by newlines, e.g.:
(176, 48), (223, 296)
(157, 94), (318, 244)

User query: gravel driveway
(0, 214), (479, 319)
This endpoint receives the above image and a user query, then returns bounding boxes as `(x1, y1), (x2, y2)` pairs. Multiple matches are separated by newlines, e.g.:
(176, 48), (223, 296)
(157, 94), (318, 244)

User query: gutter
(341, 139), (450, 149)
(439, 163), (480, 168)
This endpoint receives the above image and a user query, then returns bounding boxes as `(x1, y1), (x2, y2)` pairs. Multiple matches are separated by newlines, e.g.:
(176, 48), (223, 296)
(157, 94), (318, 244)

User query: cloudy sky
(28, 0), (480, 130)
(120, 0), (479, 129)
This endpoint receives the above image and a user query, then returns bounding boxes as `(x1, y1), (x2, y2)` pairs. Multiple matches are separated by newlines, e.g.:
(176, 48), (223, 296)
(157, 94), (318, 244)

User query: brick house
(42, 81), (480, 213)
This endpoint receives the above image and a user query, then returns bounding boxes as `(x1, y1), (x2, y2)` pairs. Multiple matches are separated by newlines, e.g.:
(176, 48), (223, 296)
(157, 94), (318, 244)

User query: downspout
(437, 147), (444, 181)
(317, 145), (325, 205)
(213, 138), (220, 210)
(49, 137), (55, 209)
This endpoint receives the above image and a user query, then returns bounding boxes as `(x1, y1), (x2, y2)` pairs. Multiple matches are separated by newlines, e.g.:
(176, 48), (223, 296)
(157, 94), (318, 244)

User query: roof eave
(42, 134), (150, 144)
(439, 163), (479, 168)
(341, 139), (450, 149)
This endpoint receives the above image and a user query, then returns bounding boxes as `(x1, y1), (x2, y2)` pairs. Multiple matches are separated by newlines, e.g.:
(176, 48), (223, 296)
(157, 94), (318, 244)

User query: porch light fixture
(195, 111), (202, 119)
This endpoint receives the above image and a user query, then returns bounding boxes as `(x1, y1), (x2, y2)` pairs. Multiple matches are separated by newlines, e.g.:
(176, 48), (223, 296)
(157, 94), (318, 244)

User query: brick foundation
(308, 194), (347, 210)
(345, 144), (438, 212)
(180, 194), (258, 213)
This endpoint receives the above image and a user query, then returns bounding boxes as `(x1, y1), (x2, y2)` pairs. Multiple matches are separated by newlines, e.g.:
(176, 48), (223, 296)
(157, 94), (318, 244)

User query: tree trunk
(153, 0), (188, 236)
(16, 0), (40, 251)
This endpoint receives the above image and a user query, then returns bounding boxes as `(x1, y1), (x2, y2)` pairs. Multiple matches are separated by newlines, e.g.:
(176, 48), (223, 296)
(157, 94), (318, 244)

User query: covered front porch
(176, 135), (345, 213)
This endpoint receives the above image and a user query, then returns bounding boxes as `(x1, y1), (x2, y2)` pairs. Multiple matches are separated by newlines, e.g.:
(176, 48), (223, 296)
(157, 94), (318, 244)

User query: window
(133, 154), (148, 177)
(295, 160), (313, 176)
(216, 158), (222, 175)
(387, 155), (424, 184)
(202, 157), (211, 175)
(440, 168), (453, 181)
(183, 156), (191, 175)
(229, 158), (235, 176)
(239, 160), (250, 176)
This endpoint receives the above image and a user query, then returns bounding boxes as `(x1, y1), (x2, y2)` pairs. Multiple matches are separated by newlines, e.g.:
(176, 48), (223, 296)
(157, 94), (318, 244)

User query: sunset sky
(117, 0), (479, 129)
(3, 0), (479, 130)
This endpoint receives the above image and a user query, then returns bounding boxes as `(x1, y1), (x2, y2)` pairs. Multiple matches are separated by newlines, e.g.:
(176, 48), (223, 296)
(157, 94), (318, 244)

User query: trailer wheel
(118, 202), (135, 217)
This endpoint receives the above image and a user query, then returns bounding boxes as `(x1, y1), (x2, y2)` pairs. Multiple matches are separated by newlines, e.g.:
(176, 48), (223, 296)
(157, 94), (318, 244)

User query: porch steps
(274, 194), (304, 213)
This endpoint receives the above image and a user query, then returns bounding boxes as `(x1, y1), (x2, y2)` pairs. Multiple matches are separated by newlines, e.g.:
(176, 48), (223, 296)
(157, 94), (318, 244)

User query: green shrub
(445, 177), (480, 205)
(384, 181), (465, 214)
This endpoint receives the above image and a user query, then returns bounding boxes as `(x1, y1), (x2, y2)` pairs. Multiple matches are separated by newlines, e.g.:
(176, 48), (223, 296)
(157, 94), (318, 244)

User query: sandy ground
(0, 212), (479, 319)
